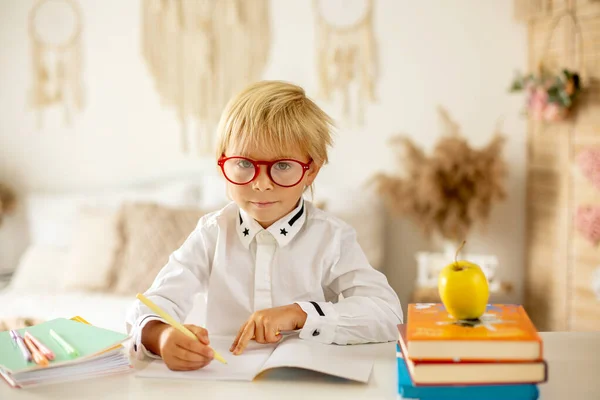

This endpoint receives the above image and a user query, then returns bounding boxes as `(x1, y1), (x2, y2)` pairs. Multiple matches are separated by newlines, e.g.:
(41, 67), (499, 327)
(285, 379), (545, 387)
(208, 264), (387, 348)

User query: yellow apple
(438, 259), (490, 320)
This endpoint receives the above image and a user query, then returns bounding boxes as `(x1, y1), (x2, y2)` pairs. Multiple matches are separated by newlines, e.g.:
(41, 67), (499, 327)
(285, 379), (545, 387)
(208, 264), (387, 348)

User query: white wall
(0, 1), (527, 310)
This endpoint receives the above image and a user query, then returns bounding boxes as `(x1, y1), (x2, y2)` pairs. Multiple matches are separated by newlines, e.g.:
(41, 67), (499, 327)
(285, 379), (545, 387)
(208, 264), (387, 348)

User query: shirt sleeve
(296, 224), (403, 345)
(124, 217), (214, 360)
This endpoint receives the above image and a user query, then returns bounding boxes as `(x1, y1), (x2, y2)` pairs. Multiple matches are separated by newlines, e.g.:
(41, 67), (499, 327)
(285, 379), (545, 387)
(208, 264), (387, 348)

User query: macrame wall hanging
(28, 0), (85, 129)
(141, 0), (271, 156)
(314, 0), (377, 125)
(513, 0), (552, 22)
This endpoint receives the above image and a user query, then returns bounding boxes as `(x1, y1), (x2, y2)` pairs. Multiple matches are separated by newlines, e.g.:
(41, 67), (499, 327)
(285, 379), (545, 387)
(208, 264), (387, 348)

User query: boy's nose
(252, 166), (274, 191)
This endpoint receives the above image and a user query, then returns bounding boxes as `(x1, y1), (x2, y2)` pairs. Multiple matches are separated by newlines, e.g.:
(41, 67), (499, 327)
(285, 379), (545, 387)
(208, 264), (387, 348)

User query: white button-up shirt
(125, 199), (403, 359)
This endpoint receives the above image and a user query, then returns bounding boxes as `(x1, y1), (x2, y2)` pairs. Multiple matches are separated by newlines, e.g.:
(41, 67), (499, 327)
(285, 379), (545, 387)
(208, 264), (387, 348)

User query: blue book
(396, 345), (539, 400)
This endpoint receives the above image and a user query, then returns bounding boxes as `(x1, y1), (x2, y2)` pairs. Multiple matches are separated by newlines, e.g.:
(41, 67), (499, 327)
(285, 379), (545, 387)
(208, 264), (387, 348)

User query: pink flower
(543, 103), (562, 121)
(575, 206), (600, 245)
(576, 149), (600, 191)
(529, 88), (548, 120)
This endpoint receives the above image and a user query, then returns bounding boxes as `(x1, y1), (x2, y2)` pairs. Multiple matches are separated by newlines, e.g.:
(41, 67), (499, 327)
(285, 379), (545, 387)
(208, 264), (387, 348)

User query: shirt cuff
(295, 301), (338, 344)
(131, 314), (166, 360)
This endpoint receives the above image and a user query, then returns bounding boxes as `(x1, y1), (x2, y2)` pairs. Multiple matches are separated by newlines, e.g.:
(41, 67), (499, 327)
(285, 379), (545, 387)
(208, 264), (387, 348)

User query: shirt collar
(236, 198), (306, 248)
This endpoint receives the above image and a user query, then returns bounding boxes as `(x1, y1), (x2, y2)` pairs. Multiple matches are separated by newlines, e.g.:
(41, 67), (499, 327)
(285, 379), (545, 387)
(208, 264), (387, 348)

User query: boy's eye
(273, 162), (292, 171)
(237, 159), (253, 169)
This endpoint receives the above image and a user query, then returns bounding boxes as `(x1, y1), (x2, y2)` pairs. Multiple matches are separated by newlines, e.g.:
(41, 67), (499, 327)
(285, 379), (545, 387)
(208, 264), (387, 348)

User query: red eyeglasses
(218, 156), (312, 187)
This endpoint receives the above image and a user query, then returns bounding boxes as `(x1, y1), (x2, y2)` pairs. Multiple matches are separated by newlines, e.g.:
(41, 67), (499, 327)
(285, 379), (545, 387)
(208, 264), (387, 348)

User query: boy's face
(222, 146), (319, 228)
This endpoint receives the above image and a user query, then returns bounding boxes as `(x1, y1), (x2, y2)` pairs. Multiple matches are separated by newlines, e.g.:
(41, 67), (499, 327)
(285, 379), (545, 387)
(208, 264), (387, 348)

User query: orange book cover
(405, 303), (543, 361)
(398, 324), (548, 385)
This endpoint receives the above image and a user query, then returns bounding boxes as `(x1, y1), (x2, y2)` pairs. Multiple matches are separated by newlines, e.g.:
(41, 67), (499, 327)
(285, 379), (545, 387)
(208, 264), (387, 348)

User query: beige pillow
(111, 203), (207, 295)
(61, 207), (121, 292)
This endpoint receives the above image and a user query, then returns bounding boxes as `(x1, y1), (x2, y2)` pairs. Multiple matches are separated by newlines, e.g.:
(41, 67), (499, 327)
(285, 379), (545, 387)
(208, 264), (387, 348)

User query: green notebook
(0, 318), (129, 374)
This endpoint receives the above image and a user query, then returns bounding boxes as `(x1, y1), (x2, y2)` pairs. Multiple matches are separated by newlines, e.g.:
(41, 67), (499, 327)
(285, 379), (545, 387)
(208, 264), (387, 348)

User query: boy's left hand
(230, 304), (307, 355)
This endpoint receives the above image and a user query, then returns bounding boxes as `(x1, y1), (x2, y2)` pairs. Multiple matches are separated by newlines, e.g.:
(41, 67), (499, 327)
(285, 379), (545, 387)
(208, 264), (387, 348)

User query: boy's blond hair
(215, 81), (334, 167)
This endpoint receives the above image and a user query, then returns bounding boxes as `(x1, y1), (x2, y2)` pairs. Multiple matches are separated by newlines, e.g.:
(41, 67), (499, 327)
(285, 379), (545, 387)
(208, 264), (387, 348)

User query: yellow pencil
(136, 293), (227, 364)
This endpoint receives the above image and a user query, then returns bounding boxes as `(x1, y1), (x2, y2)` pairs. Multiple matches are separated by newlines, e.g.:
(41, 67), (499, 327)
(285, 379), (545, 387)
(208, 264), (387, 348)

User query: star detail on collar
(243, 228), (250, 236)
(280, 228), (288, 236)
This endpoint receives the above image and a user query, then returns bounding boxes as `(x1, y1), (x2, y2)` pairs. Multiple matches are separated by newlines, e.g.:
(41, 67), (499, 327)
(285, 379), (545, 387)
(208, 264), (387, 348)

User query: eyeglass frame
(217, 155), (313, 188)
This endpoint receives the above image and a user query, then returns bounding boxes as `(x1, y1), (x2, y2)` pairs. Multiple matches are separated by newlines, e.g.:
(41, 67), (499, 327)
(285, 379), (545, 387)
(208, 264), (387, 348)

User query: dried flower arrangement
(0, 183), (16, 227)
(509, 11), (585, 122)
(372, 107), (507, 244)
(509, 67), (581, 122)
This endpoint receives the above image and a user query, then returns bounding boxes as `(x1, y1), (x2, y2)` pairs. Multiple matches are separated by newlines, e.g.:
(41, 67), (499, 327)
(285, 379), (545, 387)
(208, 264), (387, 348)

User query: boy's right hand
(141, 321), (214, 371)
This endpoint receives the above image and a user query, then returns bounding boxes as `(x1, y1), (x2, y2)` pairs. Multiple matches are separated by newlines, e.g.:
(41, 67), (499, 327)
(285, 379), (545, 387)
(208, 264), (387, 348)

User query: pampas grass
(373, 107), (507, 243)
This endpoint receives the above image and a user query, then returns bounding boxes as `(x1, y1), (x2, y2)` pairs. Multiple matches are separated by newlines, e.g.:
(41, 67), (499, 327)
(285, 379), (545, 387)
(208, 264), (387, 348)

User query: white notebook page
(136, 334), (375, 382)
(136, 336), (277, 381)
(261, 335), (374, 383)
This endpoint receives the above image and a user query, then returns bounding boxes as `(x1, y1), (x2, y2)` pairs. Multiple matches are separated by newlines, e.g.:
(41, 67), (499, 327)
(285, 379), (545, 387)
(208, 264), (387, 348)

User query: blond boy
(126, 81), (402, 371)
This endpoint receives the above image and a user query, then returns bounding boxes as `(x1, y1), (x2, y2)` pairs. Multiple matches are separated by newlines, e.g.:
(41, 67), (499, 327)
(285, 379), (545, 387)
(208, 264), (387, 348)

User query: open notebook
(0, 317), (131, 388)
(137, 333), (375, 383)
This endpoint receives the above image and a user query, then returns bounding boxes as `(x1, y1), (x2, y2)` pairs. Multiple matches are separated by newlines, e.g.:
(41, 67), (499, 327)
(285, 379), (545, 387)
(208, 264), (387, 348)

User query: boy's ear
(306, 164), (321, 185)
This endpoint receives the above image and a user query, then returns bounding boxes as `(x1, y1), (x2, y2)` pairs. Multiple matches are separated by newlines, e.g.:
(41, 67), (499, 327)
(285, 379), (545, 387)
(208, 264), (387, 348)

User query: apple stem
(454, 240), (466, 267)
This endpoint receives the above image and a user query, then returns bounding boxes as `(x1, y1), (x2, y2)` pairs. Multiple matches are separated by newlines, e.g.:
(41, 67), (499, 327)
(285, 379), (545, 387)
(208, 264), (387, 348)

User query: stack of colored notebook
(397, 303), (547, 400)
(0, 317), (131, 389)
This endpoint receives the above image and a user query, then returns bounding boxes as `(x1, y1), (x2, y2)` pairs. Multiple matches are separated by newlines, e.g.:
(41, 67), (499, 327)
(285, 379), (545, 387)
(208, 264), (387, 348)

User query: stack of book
(397, 303), (547, 400)
(0, 316), (131, 389)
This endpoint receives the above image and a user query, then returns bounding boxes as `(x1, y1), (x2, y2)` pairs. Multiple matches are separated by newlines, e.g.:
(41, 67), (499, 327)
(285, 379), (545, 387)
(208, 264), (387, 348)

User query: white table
(2, 332), (599, 400)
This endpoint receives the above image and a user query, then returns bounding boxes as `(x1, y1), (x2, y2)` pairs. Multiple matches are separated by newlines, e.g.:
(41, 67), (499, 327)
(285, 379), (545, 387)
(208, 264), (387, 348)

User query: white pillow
(60, 207), (121, 292)
(113, 179), (203, 209)
(9, 245), (70, 293)
(24, 179), (203, 248)
(25, 193), (88, 248)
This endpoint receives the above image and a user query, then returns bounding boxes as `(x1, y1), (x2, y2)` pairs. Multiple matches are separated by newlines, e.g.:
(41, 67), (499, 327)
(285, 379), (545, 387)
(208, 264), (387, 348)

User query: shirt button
(312, 329), (320, 337)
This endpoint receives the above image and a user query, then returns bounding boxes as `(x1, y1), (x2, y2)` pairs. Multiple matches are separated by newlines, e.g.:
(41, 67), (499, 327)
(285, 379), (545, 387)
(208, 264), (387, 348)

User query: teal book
(397, 344), (540, 400)
(0, 318), (128, 377)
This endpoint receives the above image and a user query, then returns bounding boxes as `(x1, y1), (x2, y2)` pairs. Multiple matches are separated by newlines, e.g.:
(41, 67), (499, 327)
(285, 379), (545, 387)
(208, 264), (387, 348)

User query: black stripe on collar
(288, 203), (305, 226)
(239, 212), (243, 225)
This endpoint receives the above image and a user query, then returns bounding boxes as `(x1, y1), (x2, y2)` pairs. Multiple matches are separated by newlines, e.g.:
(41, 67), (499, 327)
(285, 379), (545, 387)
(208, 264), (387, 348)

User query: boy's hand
(142, 321), (214, 371)
(230, 304), (307, 355)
